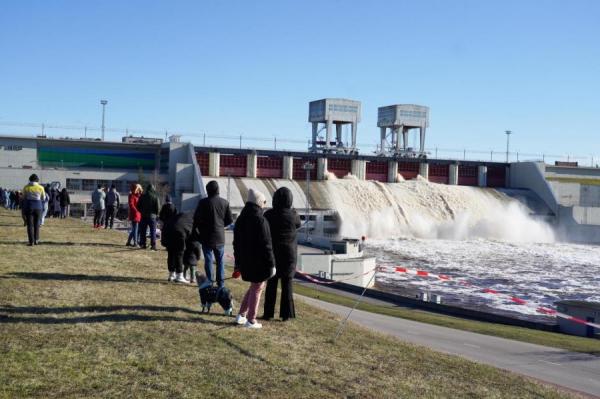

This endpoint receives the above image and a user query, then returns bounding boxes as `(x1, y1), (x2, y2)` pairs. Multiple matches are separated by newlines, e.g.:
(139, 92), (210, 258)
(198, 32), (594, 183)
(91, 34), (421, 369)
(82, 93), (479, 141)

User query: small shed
(555, 300), (600, 338)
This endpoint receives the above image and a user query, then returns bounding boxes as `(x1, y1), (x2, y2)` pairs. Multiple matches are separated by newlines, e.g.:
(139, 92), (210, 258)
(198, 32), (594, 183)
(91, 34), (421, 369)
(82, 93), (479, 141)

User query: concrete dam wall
(198, 175), (554, 243)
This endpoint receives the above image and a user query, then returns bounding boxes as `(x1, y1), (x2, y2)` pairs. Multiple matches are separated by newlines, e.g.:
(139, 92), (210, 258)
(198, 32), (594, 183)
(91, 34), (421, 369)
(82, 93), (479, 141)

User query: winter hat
(247, 188), (266, 208)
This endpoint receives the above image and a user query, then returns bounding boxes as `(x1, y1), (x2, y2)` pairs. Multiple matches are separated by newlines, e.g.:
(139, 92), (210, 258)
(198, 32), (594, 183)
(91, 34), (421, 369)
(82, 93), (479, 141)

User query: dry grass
(0, 209), (577, 398)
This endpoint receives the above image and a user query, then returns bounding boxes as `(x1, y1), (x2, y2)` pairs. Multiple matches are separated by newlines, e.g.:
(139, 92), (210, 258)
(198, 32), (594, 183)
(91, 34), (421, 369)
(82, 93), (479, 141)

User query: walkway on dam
(298, 294), (600, 398)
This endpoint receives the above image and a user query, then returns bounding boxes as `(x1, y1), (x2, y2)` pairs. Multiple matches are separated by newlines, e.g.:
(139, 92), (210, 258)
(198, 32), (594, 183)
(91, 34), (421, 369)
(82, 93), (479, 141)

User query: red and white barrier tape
(295, 268), (376, 285)
(227, 253), (599, 330)
(379, 265), (600, 330)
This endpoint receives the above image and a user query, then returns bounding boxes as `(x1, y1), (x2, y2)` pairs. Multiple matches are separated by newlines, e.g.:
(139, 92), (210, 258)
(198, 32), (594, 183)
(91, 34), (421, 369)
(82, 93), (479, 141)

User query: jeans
(239, 282), (266, 324)
(40, 202), (48, 226)
(139, 216), (157, 248)
(127, 221), (139, 246)
(202, 244), (225, 287)
(24, 208), (42, 245)
(104, 205), (116, 228)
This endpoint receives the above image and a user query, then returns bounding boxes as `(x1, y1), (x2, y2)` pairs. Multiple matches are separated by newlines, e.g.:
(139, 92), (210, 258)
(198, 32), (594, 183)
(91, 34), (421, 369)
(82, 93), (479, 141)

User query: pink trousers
(239, 282), (266, 323)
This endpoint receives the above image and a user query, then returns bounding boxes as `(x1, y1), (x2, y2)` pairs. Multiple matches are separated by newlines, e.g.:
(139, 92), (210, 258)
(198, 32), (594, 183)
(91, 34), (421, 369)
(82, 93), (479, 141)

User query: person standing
(59, 188), (71, 218)
(39, 185), (49, 225)
(263, 187), (301, 321)
(104, 184), (121, 229)
(160, 211), (194, 283)
(22, 174), (46, 246)
(137, 184), (160, 250)
(159, 194), (177, 226)
(51, 188), (61, 218)
(91, 185), (106, 228)
(126, 184), (142, 247)
(233, 189), (275, 329)
(193, 180), (233, 288)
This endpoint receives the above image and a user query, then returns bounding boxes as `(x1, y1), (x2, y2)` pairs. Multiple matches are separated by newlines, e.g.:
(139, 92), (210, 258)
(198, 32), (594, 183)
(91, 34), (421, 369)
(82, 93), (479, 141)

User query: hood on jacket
(272, 187), (293, 209)
(206, 180), (219, 197)
(145, 184), (155, 194)
(247, 188), (266, 208)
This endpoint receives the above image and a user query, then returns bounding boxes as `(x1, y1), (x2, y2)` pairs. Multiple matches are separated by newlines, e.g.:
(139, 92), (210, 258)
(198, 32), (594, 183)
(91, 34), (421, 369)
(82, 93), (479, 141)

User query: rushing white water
(320, 178), (555, 243)
(316, 178), (600, 319)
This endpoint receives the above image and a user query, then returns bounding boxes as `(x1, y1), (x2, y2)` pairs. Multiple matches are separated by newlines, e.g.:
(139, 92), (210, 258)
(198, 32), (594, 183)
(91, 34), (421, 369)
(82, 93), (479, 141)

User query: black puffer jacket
(233, 202), (275, 283)
(138, 185), (160, 219)
(264, 187), (301, 278)
(193, 181), (233, 247)
(160, 211), (194, 248)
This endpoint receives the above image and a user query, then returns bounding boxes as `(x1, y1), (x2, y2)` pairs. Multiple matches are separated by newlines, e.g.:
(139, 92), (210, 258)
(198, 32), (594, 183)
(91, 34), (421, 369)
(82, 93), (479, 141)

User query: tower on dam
(378, 104), (429, 157)
(309, 98), (361, 154)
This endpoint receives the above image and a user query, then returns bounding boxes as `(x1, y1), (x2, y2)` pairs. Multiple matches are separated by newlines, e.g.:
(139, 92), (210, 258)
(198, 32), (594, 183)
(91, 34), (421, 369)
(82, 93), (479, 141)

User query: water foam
(320, 179), (555, 243)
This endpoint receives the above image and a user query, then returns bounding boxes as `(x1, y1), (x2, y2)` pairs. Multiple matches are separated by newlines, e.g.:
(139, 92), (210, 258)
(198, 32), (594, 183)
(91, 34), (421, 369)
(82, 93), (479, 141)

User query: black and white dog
(196, 272), (233, 316)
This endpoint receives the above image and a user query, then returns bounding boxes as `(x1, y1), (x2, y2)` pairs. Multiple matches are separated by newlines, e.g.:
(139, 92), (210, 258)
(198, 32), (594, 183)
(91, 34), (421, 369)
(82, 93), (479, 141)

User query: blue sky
(1, 0), (599, 161)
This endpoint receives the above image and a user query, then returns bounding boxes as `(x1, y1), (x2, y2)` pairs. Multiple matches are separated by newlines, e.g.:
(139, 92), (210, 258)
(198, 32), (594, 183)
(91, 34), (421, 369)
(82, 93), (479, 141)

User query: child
(183, 238), (201, 284)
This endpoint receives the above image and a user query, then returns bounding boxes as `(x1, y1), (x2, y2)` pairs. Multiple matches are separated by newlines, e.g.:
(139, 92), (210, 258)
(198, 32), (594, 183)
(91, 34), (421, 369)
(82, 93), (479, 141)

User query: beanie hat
(247, 188), (266, 208)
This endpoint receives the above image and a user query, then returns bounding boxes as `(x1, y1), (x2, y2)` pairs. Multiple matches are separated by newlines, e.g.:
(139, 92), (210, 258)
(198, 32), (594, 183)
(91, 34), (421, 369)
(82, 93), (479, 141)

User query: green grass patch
(0, 209), (579, 398)
(294, 285), (600, 356)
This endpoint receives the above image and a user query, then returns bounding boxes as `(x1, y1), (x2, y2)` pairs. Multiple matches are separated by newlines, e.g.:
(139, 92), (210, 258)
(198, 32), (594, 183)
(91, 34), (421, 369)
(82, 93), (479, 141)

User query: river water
(317, 177), (600, 320)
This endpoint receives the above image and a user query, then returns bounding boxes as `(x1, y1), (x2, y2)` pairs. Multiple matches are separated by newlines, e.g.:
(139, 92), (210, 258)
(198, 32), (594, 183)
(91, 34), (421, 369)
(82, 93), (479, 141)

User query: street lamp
(505, 130), (512, 163)
(303, 162), (315, 239)
(100, 100), (108, 141)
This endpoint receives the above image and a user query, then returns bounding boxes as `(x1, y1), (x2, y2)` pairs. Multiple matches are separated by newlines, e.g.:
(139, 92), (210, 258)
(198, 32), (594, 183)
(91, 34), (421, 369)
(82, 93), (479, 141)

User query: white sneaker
(243, 321), (262, 329)
(168, 272), (175, 282)
(174, 273), (189, 283)
(235, 314), (247, 325)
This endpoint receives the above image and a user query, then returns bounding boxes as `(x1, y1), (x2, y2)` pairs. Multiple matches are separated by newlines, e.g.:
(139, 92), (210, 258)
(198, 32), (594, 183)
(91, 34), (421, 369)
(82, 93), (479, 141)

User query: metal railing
(1, 120), (598, 167)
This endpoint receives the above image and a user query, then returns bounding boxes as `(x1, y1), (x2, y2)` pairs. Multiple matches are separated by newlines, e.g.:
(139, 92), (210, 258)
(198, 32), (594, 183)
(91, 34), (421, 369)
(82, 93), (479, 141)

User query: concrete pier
(478, 165), (487, 187)
(352, 159), (366, 180)
(208, 152), (220, 177)
(449, 164), (459, 185)
(419, 163), (429, 180)
(246, 152), (257, 178)
(282, 156), (293, 180)
(387, 161), (398, 183)
(317, 158), (328, 180)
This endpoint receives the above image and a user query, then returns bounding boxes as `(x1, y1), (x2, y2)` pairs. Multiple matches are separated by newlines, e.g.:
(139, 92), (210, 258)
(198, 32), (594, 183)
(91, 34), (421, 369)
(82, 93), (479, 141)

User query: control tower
(309, 98), (361, 154)
(377, 104), (429, 157)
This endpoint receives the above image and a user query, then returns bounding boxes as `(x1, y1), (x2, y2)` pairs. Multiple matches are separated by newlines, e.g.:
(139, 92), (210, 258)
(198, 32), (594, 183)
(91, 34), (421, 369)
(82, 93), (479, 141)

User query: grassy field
(294, 285), (600, 356)
(0, 209), (580, 398)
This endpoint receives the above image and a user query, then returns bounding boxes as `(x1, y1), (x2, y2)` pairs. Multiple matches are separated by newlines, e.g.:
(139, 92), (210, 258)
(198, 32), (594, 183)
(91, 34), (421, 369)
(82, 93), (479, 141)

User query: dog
(196, 272), (233, 316)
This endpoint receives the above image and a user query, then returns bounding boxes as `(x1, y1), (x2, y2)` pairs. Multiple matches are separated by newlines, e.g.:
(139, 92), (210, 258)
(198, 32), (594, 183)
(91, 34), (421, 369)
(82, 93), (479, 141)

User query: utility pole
(505, 130), (512, 163)
(100, 100), (108, 141)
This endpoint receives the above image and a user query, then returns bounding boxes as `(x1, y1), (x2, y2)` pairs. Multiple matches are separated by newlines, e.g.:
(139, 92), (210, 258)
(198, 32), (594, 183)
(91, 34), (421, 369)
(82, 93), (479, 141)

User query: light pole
(100, 100), (108, 141)
(303, 162), (315, 240)
(505, 130), (512, 163)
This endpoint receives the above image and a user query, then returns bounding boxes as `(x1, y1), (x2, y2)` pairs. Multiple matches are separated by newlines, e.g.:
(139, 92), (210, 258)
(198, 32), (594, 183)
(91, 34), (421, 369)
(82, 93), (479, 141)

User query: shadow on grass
(0, 305), (235, 326)
(2, 272), (167, 285)
(0, 240), (127, 248)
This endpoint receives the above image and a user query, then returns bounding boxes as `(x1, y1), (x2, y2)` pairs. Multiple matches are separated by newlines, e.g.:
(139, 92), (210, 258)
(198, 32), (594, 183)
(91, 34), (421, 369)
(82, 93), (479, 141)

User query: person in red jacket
(126, 183), (143, 247)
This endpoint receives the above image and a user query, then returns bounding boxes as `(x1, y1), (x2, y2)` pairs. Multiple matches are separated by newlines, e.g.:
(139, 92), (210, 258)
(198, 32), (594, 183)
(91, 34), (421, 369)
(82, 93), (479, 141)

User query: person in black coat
(59, 188), (70, 218)
(262, 187), (301, 321)
(193, 180), (233, 287)
(159, 194), (177, 226)
(233, 189), (275, 329)
(160, 211), (194, 283)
